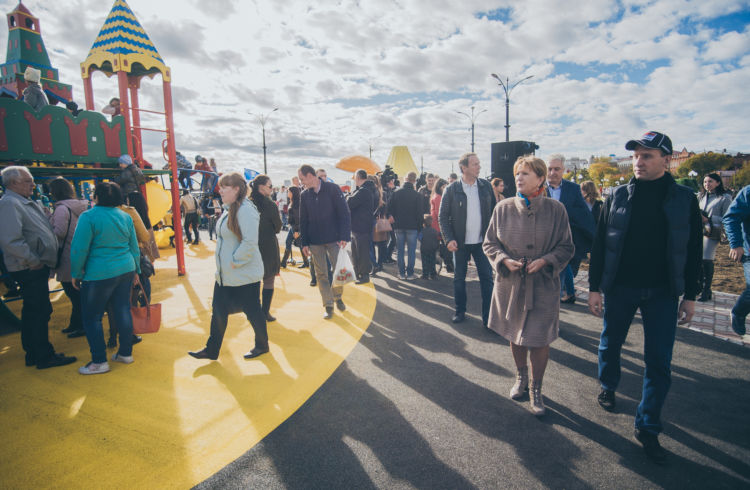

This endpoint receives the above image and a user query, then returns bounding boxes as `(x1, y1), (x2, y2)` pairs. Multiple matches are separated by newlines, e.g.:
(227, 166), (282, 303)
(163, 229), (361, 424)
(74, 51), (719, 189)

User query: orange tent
(335, 155), (381, 175)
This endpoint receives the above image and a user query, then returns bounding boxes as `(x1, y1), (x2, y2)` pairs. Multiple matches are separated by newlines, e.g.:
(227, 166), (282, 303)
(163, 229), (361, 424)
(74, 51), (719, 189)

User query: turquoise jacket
(215, 199), (264, 286)
(70, 206), (140, 281)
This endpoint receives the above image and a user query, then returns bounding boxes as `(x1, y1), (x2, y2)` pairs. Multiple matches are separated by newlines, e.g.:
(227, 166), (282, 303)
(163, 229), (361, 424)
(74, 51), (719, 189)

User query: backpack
(133, 165), (146, 187)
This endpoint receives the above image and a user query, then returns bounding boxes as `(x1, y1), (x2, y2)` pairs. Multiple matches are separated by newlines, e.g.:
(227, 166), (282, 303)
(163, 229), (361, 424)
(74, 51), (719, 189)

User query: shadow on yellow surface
(0, 242), (376, 488)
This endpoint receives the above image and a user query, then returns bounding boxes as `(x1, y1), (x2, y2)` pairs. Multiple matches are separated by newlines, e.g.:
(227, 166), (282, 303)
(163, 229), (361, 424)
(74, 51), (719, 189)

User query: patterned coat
(482, 196), (574, 347)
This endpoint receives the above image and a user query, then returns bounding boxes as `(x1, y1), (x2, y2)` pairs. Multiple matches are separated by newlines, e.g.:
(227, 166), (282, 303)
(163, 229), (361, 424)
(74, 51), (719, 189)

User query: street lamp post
(250, 108), (278, 175)
(490, 73), (533, 142)
(456, 105), (487, 152)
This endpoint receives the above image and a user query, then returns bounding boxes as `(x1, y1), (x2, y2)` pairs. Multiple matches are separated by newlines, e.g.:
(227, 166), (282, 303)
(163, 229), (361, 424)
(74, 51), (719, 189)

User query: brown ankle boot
(530, 379), (545, 416)
(510, 366), (529, 400)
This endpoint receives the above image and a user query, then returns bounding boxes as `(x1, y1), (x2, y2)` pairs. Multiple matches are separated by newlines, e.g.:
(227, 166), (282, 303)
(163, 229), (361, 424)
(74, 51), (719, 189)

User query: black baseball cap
(625, 131), (673, 155)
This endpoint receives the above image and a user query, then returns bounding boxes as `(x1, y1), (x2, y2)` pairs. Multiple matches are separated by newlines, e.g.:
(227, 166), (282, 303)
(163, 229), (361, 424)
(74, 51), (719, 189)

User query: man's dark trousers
(351, 232), (372, 279)
(453, 244), (493, 324)
(10, 267), (54, 364)
(598, 285), (678, 435)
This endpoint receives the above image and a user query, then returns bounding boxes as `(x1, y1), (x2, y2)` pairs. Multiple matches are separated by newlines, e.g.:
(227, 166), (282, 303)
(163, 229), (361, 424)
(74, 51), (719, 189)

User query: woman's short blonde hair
(513, 156), (547, 180)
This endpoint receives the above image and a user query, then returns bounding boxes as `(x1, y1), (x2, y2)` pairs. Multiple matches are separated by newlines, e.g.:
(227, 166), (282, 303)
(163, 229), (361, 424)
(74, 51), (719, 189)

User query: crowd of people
(2, 130), (749, 466)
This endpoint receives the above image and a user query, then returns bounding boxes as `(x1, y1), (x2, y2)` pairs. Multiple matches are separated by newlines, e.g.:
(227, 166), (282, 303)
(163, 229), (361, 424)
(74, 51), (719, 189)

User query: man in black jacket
(438, 153), (495, 325)
(347, 169), (375, 284)
(588, 131), (701, 464)
(387, 172), (423, 280)
(298, 165), (352, 319)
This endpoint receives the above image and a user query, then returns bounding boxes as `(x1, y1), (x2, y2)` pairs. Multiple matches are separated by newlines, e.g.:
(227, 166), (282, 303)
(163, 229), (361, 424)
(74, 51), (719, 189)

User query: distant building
(614, 156), (632, 171)
(564, 157), (588, 172)
(669, 147), (695, 171)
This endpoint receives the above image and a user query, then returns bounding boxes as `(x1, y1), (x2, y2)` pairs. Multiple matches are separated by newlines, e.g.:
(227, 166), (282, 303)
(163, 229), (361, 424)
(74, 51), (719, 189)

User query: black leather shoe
(634, 429), (668, 465)
(310, 279), (317, 287)
(25, 354), (35, 367)
(36, 353), (76, 369)
(598, 389), (616, 411)
(336, 299), (346, 311)
(132, 335), (142, 345)
(355, 277), (370, 284)
(61, 325), (77, 334)
(265, 312), (276, 322)
(452, 312), (465, 323)
(243, 347), (269, 359)
(67, 329), (86, 338)
(298, 262), (309, 268)
(561, 295), (576, 304)
(732, 313), (746, 336)
(188, 348), (218, 360)
(324, 306), (334, 319)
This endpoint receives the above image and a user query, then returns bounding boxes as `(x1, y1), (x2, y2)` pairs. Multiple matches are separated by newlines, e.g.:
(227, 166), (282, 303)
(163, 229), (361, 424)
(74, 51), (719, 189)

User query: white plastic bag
(332, 247), (355, 287)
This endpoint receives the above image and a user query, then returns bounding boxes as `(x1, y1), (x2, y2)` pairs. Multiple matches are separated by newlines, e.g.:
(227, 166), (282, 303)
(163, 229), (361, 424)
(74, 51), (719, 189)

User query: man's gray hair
(547, 154), (565, 166)
(406, 171), (417, 182)
(1, 166), (32, 187)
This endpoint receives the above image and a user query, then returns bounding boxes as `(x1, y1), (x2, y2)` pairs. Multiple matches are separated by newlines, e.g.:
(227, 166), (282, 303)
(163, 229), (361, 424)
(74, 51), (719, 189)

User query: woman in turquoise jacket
(189, 172), (269, 361)
(71, 182), (140, 375)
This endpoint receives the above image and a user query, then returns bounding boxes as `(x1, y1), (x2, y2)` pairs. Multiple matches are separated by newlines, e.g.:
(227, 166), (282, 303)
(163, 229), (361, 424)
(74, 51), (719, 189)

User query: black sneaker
(323, 306), (334, 320)
(732, 313), (746, 336)
(598, 389), (616, 411)
(634, 429), (668, 465)
(336, 299), (346, 311)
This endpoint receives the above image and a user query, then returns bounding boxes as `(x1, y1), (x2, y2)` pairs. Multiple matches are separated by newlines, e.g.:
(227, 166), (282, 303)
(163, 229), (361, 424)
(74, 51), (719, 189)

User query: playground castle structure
(0, 1), (186, 275)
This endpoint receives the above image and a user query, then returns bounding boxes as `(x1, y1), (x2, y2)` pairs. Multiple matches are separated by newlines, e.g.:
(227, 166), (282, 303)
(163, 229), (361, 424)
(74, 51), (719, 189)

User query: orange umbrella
(335, 155), (381, 175)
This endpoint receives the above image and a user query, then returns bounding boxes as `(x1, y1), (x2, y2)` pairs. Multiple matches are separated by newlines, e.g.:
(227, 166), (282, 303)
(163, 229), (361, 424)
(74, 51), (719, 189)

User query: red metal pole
(83, 74), (94, 111)
(117, 70), (134, 157)
(128, 76), (144, 165)
(163, 78), (185, 276)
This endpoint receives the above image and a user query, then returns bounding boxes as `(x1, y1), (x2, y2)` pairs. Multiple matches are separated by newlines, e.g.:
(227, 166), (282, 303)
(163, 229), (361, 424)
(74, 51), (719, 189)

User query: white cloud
(0, 0), (747, 182)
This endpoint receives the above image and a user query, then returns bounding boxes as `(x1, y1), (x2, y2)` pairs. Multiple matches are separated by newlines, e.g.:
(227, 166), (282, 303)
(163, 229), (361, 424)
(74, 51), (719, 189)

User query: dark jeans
(598, 285), (678, 435)
(453, 243), (493, 324)
(395, 229), (418, 276)
(184, 212), (200, 242)
(421, 248), (437, 276)
(205, 281), (268, 357)
(374, 241), (388, 267)
(61, 281), (82, 331)
(179, 171), (192, 190)
(81, 271), (135, 363)
(10, 267), (54, 364)
(732, 260), (750, 325)
(351, 232), (372, 278)
(126, 191), (151, 228)
(560, 256), (581, 297)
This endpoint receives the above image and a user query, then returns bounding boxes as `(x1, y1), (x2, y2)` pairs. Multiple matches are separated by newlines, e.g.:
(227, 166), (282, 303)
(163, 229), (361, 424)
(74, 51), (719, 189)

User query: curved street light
(490, 73), (534, 142)
(249, 107), (278, 175)
(456, 105), (487, 152)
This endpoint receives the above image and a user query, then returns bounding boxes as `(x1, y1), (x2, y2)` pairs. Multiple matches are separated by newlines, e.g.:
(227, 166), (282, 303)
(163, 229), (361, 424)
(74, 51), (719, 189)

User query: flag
(244, 168), (260, 181)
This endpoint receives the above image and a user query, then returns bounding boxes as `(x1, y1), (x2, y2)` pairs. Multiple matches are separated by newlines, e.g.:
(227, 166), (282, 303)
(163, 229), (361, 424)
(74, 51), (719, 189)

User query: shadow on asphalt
(197, 268), (750, 489)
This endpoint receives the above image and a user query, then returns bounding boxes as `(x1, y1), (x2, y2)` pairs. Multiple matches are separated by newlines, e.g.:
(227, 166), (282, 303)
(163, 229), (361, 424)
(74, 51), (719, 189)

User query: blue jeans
(81, 271), (135, 363)
(453, 243), (493, 324)
(732, 260), (750, 323)
(395, 229), (418, 276)
(598, 285), (678, 435)
(559, 256), (580, 297)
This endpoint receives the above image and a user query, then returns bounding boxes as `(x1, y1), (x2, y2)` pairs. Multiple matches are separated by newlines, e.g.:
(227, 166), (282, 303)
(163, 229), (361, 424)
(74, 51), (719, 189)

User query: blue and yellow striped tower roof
(80, 0), (170, 81)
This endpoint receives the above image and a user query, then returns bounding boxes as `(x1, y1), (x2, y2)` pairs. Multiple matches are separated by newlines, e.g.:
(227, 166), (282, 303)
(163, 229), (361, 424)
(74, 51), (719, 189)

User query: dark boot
(699, 260), (714, 302)
(262, 288), (276, 322)
(281, 249), (291, 268)
(298, 255), (309, 268)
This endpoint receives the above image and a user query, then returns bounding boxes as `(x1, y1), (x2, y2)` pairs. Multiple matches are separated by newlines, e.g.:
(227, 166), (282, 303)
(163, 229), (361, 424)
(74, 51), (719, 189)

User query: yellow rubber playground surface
(0, 244), (376, 488)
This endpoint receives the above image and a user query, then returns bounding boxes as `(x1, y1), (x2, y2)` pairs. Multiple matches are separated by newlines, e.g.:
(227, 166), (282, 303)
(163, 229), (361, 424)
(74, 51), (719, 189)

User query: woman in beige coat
(483, 156), (574, 416)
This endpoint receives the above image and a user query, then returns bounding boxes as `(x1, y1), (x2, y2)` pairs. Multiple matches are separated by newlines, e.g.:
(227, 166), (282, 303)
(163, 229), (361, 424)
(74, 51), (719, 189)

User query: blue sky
(3, 0), (749, 183)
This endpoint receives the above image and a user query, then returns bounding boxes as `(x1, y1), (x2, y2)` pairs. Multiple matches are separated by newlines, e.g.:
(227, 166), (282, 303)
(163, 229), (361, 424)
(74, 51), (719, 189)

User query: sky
(3, 0), (749, 184)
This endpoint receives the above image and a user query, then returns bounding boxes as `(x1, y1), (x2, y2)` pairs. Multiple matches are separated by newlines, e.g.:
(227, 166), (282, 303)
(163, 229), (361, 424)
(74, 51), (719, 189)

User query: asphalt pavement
(197, 262), (750, 489)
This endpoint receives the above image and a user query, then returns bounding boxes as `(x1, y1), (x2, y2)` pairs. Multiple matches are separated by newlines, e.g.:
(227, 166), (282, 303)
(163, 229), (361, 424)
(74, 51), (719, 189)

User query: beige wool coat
(482, 195), (574, 347)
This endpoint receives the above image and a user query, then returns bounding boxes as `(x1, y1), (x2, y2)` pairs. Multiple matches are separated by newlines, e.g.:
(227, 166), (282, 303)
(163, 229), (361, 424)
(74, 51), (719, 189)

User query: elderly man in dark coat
(347, 169), (376, 284)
